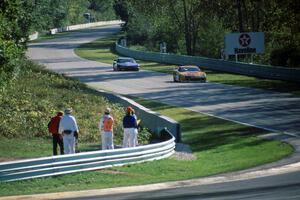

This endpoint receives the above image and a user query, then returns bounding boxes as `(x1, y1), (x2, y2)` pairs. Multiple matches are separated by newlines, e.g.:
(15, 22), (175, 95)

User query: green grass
(0, 137), (52, 159)
(75, 33), (300, 95)
(29, 31), (76, 43)
(0, 137), (102, 160)
(74, 32), (124, 64)
(0, 98), (293, 196)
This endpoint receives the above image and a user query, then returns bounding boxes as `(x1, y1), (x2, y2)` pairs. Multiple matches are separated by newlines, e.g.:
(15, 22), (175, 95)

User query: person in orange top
(99, 108), (114, 150)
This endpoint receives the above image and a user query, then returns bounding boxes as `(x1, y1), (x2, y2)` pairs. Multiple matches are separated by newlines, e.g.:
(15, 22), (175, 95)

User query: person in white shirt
(59, 108), (79, 154)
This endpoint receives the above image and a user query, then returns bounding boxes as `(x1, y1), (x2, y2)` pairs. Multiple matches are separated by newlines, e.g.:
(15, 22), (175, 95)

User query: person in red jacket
(48, 111), (64, 155)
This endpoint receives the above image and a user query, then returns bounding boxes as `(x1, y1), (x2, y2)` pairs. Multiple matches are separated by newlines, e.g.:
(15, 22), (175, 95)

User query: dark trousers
(53, 134), (64, 155)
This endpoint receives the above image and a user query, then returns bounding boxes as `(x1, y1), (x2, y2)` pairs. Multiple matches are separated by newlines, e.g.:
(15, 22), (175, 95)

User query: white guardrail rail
(0, 130), (175, 182)
(28, 20), (123, 41)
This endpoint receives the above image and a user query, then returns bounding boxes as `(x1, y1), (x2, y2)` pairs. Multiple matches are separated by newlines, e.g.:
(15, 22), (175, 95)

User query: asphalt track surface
(25, 25), (300, 199)
(59, 171), (300, 200)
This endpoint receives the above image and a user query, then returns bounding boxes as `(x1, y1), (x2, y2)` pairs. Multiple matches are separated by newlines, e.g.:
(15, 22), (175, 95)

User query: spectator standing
(99, 108), (114, 150)
(48, 111), (64, 155)
(131, 108), (139, 146)
(123, 106), (138, 148)
(59, 108), (79, 154)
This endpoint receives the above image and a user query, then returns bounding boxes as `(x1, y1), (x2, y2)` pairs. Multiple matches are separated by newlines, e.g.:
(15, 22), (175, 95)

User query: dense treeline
(0, 0), (116, 90)
(114, 0), (299, 67)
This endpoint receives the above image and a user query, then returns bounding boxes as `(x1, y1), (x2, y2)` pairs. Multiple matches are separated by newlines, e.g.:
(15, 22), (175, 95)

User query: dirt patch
(0, 157), (19, 162)
(95, 169), (141, 177)
(95, 169), (128, 175)
(172, 143), (197, 161)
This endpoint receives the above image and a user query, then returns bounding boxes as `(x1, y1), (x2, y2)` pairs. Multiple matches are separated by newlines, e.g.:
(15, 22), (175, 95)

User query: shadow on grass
(129, 97), (174, 111)
(80, 40), (114, 50)
(179, 116), (269, 152)
(79, 144), (100, 152)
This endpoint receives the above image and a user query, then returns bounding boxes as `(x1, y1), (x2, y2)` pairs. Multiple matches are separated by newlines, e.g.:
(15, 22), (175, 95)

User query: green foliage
(0, 0), (35, 88)
(0, 1), (31, 90)
(0, 39), (24, 90)
(197, 19), (227, 58)
(66, 0), (89, 25)
(89, 0), (116, 21)
(126, 16), (150, 45)
(113, 0), (129, 24)
(138, 127), (152, 145)
(0, 0), (33, 45)
(270, 45), (300, 68)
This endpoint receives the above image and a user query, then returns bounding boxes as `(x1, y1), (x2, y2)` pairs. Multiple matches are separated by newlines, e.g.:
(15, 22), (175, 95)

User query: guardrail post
(176, 124), (181, 142)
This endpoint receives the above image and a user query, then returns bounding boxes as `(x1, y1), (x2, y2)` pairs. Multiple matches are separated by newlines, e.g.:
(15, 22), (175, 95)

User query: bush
(287, 47), (300, 68)
(270, 46), (300, 68)
(0, 38), (24, 90)
(138, 127), (152, 145)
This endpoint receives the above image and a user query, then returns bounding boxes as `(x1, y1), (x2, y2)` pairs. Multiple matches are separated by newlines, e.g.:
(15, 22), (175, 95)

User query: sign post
(225, 32), (265, 62)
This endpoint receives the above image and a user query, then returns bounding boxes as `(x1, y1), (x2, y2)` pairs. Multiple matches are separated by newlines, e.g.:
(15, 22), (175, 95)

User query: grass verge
(0, 137), (102, 160)
(0, 98), (293, 196)
(75, 33), (300, 95)
(29, 31), (76, 43)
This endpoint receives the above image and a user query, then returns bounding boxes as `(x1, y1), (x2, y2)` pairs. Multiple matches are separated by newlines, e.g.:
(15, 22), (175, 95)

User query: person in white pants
(99, 108), (114, 150)
(132, 109), (139, 146)
(123, 106), (138, 148)
(59, 108), (79, 154)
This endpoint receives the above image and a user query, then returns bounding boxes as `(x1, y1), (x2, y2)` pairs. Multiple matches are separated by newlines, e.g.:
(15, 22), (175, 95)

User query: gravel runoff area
(173, 143), (197, 160)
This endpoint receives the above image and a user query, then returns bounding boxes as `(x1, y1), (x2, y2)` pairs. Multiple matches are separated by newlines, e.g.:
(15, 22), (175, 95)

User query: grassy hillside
(0, 59), (131, 158)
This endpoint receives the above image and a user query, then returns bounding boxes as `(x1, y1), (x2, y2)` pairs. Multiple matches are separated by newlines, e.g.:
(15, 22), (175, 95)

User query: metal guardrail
(28, 20), (123, 41)
(0, 130), (175, 182)
(49, 20), (123, 35)
(115, 43), (300, 83)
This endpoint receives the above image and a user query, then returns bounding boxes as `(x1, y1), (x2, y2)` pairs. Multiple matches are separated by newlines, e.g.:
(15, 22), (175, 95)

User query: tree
(113, 0), (129, 24)
(89, 0), (116, 21)
(0, 0), (34, 45)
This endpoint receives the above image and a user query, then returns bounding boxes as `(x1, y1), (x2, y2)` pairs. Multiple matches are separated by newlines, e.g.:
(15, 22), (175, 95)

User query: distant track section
(116, 42), (300, 83)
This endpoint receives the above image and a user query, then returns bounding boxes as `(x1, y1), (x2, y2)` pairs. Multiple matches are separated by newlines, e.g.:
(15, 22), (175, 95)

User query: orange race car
(173, 65), (207, 82)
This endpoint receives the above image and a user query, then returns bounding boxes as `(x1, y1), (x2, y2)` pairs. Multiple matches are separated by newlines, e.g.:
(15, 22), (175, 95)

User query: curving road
(26, 24), (300, 199)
